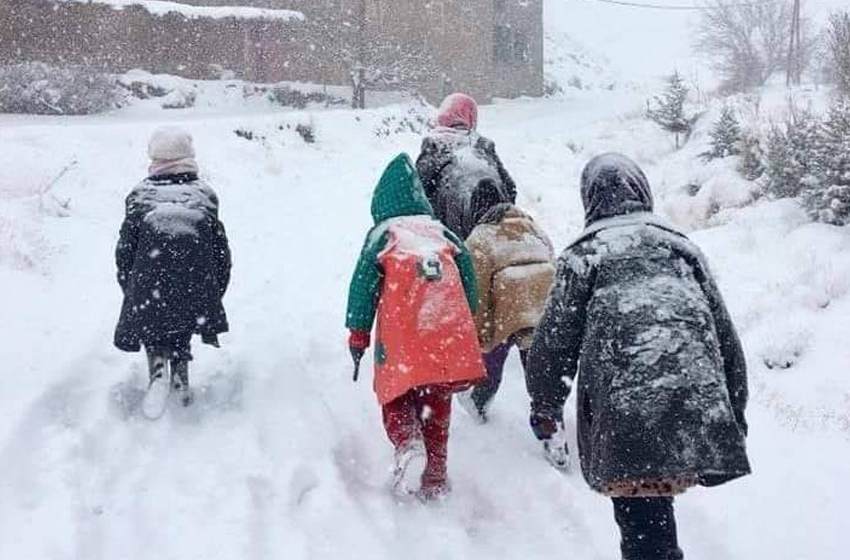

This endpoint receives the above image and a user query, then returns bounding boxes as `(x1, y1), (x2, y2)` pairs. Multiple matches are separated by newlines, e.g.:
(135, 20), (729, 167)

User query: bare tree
(307, 5), (437, 109)
(695, 0), (812, 92)
(348, 41), (435, 109)
(827, 12), (850, 96)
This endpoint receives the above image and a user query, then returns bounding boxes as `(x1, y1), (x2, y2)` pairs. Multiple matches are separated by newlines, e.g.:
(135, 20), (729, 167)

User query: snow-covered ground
(1, 84), (846, 560)
(1, 3), (848, 558)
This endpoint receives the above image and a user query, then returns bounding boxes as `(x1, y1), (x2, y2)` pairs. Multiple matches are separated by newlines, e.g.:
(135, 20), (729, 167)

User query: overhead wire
(572, 0), (791, 11)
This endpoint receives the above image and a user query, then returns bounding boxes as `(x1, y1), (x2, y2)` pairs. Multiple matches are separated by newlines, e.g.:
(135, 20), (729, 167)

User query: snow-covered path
(0, 92), (846, 559)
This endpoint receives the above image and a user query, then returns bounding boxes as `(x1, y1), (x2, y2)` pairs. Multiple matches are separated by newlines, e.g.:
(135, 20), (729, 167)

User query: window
(494, 23), (513, 62)
(494, 24), (531, 64)
(514, 32), (531, 62)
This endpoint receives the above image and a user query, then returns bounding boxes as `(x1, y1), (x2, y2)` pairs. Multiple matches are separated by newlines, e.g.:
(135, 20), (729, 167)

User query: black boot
(170, 359), (192, 406)
(146, 350), (168, 386)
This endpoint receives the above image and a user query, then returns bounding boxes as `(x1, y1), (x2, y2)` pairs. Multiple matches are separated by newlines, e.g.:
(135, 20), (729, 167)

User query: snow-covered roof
(53, 0), (305, 22)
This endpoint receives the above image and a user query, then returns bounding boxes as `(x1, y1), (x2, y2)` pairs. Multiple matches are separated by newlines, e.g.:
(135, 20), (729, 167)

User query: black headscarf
(580, 153), (654, 226)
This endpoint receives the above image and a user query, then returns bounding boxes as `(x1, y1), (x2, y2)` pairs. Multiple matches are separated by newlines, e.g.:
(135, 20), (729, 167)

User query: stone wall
(0, 0), (310, 80)
(0, 0), (543, 103)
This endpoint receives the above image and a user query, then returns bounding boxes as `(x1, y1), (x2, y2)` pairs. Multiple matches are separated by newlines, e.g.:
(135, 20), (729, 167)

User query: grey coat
(527, 154), (750, 493)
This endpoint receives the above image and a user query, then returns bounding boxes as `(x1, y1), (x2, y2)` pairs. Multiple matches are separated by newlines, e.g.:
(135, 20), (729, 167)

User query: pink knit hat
(437, 93), (478, 130)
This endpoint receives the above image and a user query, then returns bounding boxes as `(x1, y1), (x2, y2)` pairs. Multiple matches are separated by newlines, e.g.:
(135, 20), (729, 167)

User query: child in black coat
(527, 153), (750, 560)
(114, 128), (231, 413)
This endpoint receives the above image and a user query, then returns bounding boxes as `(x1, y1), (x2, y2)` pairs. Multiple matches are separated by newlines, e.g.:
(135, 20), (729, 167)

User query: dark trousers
(143, 332), (192, 385)
(612, 497), (684, 560)
(470, 335), (529, 413)
(143, 332), (193, 362)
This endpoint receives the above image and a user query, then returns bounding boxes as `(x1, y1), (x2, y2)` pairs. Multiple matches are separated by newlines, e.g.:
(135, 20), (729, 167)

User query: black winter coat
(527, 212), (750, 493)
(416, 128), (517, 239)
(114, 174), (231, 352)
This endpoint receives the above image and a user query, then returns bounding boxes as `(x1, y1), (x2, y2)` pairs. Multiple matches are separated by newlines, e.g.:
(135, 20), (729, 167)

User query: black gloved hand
(350, 347), (365, 382)
(202, 333), (220, 347)
(529, 403), (565, 441)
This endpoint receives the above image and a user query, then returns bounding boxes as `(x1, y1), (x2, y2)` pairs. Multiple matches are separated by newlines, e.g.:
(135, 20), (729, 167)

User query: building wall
(0, 0), (311, 80)
(0, 0), (543, 103)
(346, 0), (542, 103)
(496, 0), (545, 98)
(375, 0), (497, 102)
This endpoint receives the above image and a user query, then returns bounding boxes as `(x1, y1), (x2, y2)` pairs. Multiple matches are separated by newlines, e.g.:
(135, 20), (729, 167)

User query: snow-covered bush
(234, 128), (264, 142)
(543, 77), (564, 97)
(702, 104), (742, 161)
(664, 163), (759, 230)
(803, 98), (850, 225)
(0, 63), (123, 115)
(296, 122), (315, 144)
(120, 80), (169, 100)
(267, 86), (343, 109)
(161, 88), (197, 110)
(737, 130), (765, 180)
(208, 63), (237, 81)
(764, 108), (823, 199)
(373, 106), (429, 137)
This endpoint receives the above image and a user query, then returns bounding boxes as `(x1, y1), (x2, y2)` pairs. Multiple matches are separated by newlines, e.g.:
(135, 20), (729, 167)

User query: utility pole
(787, 0), (802, 86)
(352, 0), (367, 109)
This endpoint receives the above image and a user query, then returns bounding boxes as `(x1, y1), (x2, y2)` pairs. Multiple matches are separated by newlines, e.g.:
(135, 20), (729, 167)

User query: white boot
(391, 440), (426, 497)
(142, 356), (171, 420)
(542, 425), (571, 471)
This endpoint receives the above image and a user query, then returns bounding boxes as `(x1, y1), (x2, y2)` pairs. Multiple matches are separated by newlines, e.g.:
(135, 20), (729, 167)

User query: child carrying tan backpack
(456, 181), (567, 469)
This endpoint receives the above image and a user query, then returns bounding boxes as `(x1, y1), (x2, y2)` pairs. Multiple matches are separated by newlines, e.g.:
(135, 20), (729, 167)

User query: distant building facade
(0, 0), (543, 103)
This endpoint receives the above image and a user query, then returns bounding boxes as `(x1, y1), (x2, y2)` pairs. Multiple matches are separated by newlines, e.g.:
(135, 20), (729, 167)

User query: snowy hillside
(544, 0), (850, 89)
(544, 0), (702, 86)
(1, 5), (848, 559)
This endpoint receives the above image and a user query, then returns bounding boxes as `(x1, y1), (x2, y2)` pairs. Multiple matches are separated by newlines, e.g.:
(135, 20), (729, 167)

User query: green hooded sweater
(345, 153), (478, 333)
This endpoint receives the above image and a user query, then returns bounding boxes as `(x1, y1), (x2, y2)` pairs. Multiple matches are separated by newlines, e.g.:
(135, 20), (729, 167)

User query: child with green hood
(345, 154), (485, 500)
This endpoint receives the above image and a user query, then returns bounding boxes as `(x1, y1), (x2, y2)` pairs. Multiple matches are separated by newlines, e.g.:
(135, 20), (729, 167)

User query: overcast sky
(546, 0), (850, 84)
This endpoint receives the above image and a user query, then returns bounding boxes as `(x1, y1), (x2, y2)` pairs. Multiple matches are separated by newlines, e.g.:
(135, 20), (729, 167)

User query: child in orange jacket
(345, 154), (485, 500)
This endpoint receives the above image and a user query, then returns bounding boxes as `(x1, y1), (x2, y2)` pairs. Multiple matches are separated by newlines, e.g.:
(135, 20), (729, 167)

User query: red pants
(382, 385), (452, 487)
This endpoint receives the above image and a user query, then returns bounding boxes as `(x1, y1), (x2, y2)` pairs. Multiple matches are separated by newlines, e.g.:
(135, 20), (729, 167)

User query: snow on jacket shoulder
(466, 205), (555, 352)
(345, 154), (485, 405)
(527, 212), (750, 494)
(415, 128), (517, 239)
(114, 175), (231, 352)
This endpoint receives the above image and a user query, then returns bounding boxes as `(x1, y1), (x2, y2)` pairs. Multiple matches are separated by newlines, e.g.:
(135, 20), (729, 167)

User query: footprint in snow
(108, 367), (244, 421)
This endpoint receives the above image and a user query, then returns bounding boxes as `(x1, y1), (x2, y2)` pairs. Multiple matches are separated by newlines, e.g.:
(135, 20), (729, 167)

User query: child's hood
(370, 154), (435, 224)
